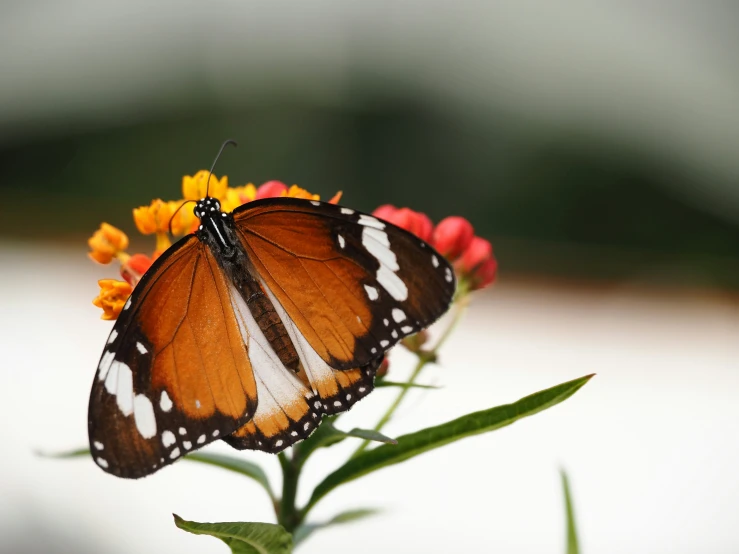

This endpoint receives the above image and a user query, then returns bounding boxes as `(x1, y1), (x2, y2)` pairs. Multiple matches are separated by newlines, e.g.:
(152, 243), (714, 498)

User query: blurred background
(1, 1), (738, 552)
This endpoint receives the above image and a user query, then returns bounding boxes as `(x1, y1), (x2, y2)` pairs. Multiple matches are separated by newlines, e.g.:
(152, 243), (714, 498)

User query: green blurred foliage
(2, 100), (738, 287)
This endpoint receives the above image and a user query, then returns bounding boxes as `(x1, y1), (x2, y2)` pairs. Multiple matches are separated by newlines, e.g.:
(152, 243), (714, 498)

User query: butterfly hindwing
(88, 236), (258, 478)
(231, 198), (456, 371)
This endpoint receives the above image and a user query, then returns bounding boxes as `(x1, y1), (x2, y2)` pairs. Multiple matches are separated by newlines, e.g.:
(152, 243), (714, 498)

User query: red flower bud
(120, 254), (153, 287)
(256, 180), (288, 199)
(372, 204), (398, 221)
(373, 205), (433, 242)
(456, 236), (497, 290)
(376, 357), (389, 379)
(432, 216), (474, 260)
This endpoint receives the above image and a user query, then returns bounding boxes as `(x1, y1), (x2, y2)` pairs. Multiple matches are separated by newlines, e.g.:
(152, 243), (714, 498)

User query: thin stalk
(277, 451), (302, 533)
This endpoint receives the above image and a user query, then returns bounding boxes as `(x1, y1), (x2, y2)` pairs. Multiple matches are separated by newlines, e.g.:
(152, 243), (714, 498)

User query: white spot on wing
(169, 447), (181, 459)
(161, 430), (176, 447)
(136, 342), (148, 354)
(364, 285), (379, 300)
(96, 457), (109, 468)
(311, 201), (320, 206)
(338, 234), (345, 248)
(133, 394), (157, 439)
(114, 362), (134, 416)
(445, 267), (453, 282)
(377, 265), (408, 301)
(212, 430), (220, 437)
(380, 340), (389, 347)
(361, 224), (409, 301)
(98, 350), (115, 381)
(402, 325), (414, 334)
(183, 441), (192, 450)
(341, 207), (355, 215)
(392, 308), (406, 322)
(107, 330), (118, 344)
(358, 214), (384, 229)
(123, 297), (132, 311)
(179, 427), (187, 435)
(160, 390), (173, 412)
(195, 399), (201, 409)
(93, 441), (104, 450)
(383, 318), (389, 326)
(432, 255), (439, 268)
(391, 329), (398, 338)
(275, 439), (283, 447)
(197, 434), (206, 444)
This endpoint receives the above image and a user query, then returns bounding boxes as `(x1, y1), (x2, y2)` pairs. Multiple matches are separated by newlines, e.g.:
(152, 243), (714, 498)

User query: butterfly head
(193, 197), (223, 220)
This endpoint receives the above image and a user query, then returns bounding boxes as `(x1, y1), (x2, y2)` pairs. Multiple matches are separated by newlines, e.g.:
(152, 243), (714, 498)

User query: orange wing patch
(89, 237), (259, 478)
(232, 199), (456, 371)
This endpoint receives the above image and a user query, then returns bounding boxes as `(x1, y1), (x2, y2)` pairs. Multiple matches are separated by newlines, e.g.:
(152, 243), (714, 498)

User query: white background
(1, 242), (737, 553)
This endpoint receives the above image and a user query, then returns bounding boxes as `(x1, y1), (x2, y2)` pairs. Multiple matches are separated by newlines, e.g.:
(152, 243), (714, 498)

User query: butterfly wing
(231, 198), (456, 371)
(88, 235), (259, 478)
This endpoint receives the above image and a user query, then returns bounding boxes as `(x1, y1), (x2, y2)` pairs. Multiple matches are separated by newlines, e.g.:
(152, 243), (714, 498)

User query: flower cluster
(87, 174), (495, 321)
(87, 176), (339, 320)
(373, 205), (497, 291)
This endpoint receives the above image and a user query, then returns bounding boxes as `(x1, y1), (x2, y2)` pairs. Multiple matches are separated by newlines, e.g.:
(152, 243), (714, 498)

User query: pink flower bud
(432, 216), (474, 260)
(372, 204), (399, 221)
(120, 254), (153, 287)
(374, 205), (433, 242)
(456, 236), (497, 290)
(256, 180), (288, 199)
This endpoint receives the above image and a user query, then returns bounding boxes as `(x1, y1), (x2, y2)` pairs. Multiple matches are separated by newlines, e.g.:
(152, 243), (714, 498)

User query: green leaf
(293, 419), (395, 466)
(174, 515), (292, 554)
(376, 380), (440, 390)
(39, 448), (274, 502)
(293, 508), (379, 546)
(184, 453), (275, 501)
(36, 447), (90, 459)
(342, 428), (397, 445)
(304, 374), (594, 512)
(561, 469), (580, 554)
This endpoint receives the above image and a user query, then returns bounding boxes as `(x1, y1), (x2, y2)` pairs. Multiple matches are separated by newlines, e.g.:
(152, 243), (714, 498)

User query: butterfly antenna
(206, 139), (238, 197)
(168, 199), (197, 236)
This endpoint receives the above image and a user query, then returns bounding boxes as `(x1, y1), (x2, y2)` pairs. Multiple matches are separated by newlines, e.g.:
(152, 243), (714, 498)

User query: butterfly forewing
(231, 198), (456, 370)
(88, 236), (258, 478)
(89, 195), (456, 477)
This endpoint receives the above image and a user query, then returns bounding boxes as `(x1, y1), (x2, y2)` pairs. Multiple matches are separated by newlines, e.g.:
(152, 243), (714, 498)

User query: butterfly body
(89, 195), (455, 478)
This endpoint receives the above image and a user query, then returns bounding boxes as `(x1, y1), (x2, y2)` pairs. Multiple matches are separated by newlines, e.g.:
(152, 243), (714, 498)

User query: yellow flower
(182, 170), (228, 201)
(167, 200), (198, 236)
(222, 184), (257, 212)
(88, 223), (129, 265)
(133, 199), (173, 235)
(92, 279), (133, 320)
(283, 185), (320, 201)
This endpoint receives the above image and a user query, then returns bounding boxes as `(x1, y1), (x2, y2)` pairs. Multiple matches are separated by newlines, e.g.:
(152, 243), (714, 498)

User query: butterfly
(88, 151), (456, 479)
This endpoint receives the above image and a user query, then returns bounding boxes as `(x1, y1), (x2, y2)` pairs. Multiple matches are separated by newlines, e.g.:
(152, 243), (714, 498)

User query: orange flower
(283, 184), (320, 201)
(222, 184), (257, 212)
(133, 199), (173, 235)
(182, 170), (228, 201)
(167, 200), (198, 236)
(88, 223), (129, 265)
(92, 279), (133, 320)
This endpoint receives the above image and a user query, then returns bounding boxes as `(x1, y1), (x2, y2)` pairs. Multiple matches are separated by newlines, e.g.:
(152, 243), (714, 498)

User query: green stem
(349, 289), (471, 459)
(277, 451), (302, 533)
